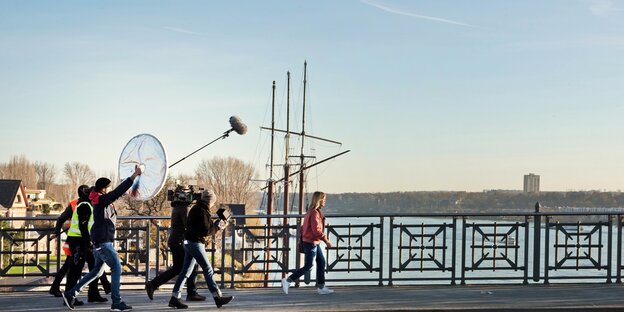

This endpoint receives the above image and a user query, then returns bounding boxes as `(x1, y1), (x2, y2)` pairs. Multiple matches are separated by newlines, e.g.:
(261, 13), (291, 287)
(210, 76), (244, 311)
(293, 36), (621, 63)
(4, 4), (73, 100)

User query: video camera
(166, 180), (203, 205)
(166, 181), (232, 223)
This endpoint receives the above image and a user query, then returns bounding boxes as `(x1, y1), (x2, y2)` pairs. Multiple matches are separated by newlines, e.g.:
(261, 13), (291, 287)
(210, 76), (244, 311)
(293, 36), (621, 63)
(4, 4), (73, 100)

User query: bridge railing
(1, 211), (623, 288)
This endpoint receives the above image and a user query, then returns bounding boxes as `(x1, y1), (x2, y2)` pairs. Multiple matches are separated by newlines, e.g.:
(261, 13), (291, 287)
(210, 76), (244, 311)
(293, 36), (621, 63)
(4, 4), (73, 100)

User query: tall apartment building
(523, 173), (540, 193)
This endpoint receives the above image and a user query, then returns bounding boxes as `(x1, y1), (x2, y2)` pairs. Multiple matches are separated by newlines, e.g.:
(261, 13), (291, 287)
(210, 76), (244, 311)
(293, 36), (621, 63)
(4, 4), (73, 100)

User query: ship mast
(284, 72), (291, 221)
(298, 61), (307, 214)
(264, 80), (276, 286)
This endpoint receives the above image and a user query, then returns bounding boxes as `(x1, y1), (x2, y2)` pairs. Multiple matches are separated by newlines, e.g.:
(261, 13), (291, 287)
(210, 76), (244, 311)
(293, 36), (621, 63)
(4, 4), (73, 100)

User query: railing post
(523, 216), (530, 285)
(461, 217), (466, 285)
(378, 216), (382, 286)
(221, 227), (226, 289)
(451, 217), (457, 285)
(618, 215), (622, 284)
(544, 215), (550, 284)
(533, 202), (541, 282)
(388, 216), (394, 286)
(57, 233), (62, 277)
(155, 221), (160, 280)
(607, 215), (613, 283)
(294, 221), (301, 288)
(230, 221), (236, 289)
(145, 220), (151, 282)
(45, 228), (50, 276)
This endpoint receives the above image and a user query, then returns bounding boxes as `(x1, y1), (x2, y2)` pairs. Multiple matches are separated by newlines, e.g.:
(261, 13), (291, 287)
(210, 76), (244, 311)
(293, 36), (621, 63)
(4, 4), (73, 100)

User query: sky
(1, 0), (624, 194)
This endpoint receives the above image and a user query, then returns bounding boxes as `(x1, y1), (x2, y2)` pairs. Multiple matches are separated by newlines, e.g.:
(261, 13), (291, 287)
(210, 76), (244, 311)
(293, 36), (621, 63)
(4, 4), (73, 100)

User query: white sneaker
(281, 278), (290, 295)
(317, 286), (334, 295)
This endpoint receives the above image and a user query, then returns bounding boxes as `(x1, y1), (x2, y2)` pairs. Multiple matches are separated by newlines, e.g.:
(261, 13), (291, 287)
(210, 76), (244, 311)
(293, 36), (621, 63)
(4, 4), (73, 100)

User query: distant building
(523, 173), (540, 193)
(0, 179), (29, 227)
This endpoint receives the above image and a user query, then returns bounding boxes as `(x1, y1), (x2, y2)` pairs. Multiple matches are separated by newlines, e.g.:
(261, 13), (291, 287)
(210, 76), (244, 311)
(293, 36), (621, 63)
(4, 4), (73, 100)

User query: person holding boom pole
(167, 190), (233, 309)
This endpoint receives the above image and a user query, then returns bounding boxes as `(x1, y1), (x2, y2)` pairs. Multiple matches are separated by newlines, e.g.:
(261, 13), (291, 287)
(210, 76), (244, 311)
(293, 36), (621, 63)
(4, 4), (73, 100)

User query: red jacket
(301, 208), (328, 245)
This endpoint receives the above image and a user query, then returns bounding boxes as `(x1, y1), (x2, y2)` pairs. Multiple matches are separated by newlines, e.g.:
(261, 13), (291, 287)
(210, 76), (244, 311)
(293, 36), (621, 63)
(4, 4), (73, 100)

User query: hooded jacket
(184, 200), (220, 244)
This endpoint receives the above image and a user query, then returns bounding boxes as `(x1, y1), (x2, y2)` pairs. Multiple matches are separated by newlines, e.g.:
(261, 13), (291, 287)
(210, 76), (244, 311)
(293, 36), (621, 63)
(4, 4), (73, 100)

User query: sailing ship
(257, 62), (350, 284)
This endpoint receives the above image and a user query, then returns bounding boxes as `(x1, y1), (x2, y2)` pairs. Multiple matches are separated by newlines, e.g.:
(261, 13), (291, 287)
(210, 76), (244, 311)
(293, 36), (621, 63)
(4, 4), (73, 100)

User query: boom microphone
(229, 116), (248, 135)
(169, 115), (247, 169)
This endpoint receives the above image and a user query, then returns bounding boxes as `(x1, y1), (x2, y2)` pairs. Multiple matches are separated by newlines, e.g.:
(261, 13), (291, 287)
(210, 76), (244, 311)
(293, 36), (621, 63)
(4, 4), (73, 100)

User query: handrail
(1, 212), (624, 289)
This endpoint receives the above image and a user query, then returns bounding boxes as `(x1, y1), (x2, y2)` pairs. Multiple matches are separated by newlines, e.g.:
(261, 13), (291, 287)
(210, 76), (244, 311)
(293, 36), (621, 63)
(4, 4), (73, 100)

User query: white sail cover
(118, 133), (168, 201)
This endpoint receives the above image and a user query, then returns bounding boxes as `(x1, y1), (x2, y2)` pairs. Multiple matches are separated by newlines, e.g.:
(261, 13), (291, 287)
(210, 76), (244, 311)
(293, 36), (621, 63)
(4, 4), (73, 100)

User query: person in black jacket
(55, 185), (110, 304)
(145, 185), (204, 302)
(168, 190), (233, 309)
(63, 166), (142, 312)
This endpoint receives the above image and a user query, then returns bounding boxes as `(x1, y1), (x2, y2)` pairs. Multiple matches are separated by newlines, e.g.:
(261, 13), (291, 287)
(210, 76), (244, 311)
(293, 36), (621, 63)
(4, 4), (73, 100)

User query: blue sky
(1, 0), (623, 193)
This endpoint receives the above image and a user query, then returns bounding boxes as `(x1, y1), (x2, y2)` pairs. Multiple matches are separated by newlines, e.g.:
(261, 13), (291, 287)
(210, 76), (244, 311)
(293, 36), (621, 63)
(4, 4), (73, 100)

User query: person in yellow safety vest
(64, 185), (110, 305)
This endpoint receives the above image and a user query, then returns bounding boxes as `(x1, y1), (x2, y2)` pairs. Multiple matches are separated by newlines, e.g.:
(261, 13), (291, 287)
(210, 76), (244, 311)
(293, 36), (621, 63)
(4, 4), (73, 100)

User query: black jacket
(168, 202), (191, 245)
(89, 178), (134, 244)
(184, 201), (220, 244)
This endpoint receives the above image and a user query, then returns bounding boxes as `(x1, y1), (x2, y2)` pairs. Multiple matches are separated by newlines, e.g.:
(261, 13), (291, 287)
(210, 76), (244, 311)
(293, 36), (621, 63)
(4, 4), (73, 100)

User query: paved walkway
(1, 284), (624, 311)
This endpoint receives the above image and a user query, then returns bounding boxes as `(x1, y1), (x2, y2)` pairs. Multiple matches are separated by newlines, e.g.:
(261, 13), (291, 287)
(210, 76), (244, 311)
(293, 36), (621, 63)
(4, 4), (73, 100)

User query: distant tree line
(0, 155), (260, 216)
(325, 191), (624, 214)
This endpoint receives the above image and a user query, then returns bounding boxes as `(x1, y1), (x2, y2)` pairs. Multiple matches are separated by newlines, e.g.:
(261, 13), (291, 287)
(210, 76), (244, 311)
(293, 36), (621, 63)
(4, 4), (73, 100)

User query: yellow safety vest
(67, 202), (94, 237)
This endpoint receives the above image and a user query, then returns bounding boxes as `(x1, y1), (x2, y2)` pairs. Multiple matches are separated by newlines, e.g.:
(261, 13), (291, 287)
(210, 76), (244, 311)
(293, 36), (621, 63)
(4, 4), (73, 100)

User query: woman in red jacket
(281, 191), (334, 295)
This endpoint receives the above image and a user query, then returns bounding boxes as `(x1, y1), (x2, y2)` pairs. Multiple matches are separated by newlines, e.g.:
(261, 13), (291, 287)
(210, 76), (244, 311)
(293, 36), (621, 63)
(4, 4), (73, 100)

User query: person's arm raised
(98, 166), (143, 207)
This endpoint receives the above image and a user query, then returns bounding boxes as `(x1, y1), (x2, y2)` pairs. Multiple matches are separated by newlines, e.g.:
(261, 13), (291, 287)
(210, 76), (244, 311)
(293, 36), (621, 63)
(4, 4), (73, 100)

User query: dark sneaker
(49, 287), (62, 297)
(60, 299), (83, 307)
(88, 295), (109, 303)
(213, 295), (233, 308)
(186, 293), (206, 301)
(145, 281), (155, 300)
(168, 296), (188, 309)
(62, 292), (75, 310)
(110, 301), (132, 311)
(103, 283), (112, 295)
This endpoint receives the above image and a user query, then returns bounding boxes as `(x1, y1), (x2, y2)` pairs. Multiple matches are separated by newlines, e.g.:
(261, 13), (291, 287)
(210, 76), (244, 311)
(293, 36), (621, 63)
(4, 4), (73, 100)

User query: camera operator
(145, 185), (204, 302)
(168, 190), (233, 309)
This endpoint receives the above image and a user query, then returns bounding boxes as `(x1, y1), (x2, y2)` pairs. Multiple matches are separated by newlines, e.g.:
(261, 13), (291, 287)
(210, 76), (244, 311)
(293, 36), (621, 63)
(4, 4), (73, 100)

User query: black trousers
(65, 239), (110, 298)
(51, 256), (71, 289)
(150, 242), (198, 294)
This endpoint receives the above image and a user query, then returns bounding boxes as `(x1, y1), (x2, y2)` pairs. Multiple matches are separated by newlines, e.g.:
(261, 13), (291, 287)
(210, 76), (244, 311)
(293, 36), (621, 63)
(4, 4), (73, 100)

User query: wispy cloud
(164, 26), (202, 35)
(360, 0), (473, 27)
(584, 0), (623, 16)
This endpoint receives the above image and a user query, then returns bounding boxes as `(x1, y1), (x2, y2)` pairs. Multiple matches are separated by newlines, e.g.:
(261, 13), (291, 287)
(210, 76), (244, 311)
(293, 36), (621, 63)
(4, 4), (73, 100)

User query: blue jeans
(172, 241), (220, 298)
(65, 242), (122, 304)
(288, 241), (326, 287)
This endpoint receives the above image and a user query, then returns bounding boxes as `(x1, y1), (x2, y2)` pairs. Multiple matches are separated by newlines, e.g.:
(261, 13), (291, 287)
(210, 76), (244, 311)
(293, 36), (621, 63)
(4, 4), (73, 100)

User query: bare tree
(63, 162), (96, 202)
(195, 157), (260, 209)
(0, 155), (37, 189)
(96, 169), (118, 185)
(118, 177), (174, 217)
(34, 161), (57, 191)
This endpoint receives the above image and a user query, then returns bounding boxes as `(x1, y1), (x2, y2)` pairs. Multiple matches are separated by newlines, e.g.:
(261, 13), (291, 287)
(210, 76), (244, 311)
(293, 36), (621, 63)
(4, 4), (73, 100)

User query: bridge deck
(1, 284), (624, 311)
